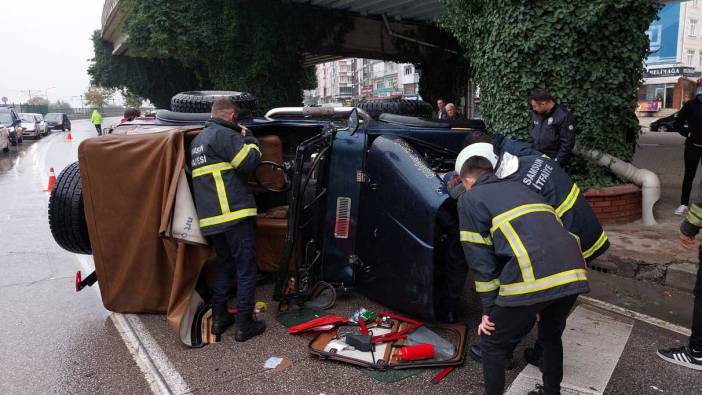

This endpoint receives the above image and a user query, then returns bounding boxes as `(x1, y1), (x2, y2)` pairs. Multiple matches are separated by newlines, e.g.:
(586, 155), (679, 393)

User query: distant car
(19, 113), (45, 139)
(0, 107), (24, 146)
(45, 112), (71, 131)
(649, 112), (685, 133)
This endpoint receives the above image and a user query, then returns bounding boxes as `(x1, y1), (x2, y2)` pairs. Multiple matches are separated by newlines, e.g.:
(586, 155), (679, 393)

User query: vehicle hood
(21, 122), (34, 128)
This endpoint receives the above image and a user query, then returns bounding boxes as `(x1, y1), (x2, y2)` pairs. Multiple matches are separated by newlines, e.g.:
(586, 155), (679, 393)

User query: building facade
(642, 1), (702, 112)
(313, 58), (420, 104)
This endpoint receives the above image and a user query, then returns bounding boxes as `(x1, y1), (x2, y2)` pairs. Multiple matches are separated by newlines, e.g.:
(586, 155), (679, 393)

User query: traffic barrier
(65, 131), (73, 141)
(44, 167), (56, 192)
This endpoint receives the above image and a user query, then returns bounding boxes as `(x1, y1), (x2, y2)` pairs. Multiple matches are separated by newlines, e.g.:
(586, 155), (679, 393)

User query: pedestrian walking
(91, 109), (103, 136)
(437, 98), (448, 119)
(455, 147), (590, 395)
(528, 89), (576, 169)
(673, 94), (702, 216)
(189, 97), (265, 341)
(656, 194), (702, 370)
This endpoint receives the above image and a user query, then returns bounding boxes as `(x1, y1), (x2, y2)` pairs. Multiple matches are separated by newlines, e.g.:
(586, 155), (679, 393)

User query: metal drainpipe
(575, 145), (661, 226)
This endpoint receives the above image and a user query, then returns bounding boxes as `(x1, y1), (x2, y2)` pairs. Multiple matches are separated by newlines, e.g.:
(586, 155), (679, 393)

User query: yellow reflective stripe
(556, 184), (580, 217)
(192, 162), (233, 177)
(460, 230), (493, 246)
(230, 144), (261, 168)
(491, 203), (558, 232)
(475, 279), (500, 292)
(199, 208), (258, 228)
(212, 171), (230, 214)
(500, 222), (535, 282)
(582, 231), (608, 259)
(499, 269), (588, 296)
(686, 204), (702, 227)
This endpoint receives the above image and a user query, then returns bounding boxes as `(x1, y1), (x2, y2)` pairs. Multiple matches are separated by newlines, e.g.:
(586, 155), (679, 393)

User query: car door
(355, 134), (450, 320)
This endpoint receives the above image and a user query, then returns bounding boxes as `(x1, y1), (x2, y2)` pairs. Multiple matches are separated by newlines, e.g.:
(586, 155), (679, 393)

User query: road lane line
(579, 295), (691, 336)
(76, 255), (190, 395)
(506, 305), (634, 395)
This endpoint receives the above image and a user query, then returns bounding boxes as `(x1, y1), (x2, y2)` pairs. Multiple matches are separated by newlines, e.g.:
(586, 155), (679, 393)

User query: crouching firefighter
(456, 153), (590, 395)
(190, 97), (266, 342)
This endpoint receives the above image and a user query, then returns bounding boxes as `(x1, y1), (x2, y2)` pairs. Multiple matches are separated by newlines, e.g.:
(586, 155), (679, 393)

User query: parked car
(19, 113), (45, 139)
(47, 91), (484, 345)
(649, 112), (685, 133)
(0, 107), (24, 146)
(45, 112), (71, 131)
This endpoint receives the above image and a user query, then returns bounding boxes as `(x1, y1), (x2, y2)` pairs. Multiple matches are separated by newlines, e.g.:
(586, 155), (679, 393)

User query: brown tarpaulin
(79, 127), (211, 333)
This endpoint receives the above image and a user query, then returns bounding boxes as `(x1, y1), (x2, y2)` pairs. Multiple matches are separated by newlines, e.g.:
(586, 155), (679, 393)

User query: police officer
(528, 89), (576, 168)
(456, 149), (590, 395)
(190, 97), (265, 341)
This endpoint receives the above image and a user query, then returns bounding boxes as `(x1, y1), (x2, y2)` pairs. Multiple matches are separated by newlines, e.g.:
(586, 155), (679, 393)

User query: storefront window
(645, 83), (677, 109)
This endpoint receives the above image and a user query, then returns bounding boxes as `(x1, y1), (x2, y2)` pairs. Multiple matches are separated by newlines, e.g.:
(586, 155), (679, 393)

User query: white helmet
(454, 142), (498, 175)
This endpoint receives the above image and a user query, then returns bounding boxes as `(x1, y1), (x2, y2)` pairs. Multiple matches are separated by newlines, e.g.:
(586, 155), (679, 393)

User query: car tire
(658, 125), (668, 133)
(2, 147), (8, 153)
(48, 161), (92, 254)
(170, 91), (257, 116)
(357, 99), (433, 119)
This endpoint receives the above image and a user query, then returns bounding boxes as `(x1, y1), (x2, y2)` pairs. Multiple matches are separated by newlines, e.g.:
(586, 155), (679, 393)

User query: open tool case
(307, 313), (467, 370)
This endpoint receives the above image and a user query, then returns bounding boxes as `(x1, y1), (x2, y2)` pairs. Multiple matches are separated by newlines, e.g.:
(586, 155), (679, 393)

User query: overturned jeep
(48, 91), (484, 345)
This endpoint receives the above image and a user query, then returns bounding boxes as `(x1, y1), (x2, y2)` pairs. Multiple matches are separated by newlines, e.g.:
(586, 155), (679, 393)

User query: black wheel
(171, 91), (257, 116)
(658, 125), (668, 133)
(48, 162), (92, 254)
(357, 98), (433, 119)
(2, 147), (7, 152)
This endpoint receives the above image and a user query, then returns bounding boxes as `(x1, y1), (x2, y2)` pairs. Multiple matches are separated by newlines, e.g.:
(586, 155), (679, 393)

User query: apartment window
(376, 81), (385, 90)
(689, 18), (698, 37)
(404, 66), (413, 75)
(688, 49), (696, 65)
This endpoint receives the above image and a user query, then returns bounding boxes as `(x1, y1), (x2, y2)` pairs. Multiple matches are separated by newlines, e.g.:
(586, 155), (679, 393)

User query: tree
(84, 86), (114, 108)
(1, 97), (7, 105)
(27, 96), (49, 105)
(441, 0), (660, 187)
(51, 100), (74, 114)
(121, 89), (144, 108)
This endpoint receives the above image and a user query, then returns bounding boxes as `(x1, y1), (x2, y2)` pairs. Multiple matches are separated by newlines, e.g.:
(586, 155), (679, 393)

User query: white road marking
(506, 305), (634, 395)
(579, 295), (691, 337)
(76, 255), (190, 395)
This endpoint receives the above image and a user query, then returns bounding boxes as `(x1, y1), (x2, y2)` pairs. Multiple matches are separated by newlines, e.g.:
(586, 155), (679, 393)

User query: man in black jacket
(673, 94), (702, 216)
(457, 154), (589, 395)
(190, 98), (265, 341)
(528, 89), (576, 168)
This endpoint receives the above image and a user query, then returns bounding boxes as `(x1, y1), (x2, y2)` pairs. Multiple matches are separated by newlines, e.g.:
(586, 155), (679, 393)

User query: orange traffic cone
(44, 167), (57, 192)
(65, 131), (73, 141)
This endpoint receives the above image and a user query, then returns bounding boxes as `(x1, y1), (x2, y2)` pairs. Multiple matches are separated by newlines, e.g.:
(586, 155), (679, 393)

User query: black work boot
(211, 304), (236, 336)
(234, 311), (266, 342)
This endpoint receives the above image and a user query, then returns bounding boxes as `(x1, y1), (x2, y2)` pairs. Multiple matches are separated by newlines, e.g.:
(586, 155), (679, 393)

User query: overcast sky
(0, 0), (103, 107)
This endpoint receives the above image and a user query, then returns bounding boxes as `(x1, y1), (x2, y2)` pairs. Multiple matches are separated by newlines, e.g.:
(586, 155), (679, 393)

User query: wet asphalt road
(1, 120), (702, 394)
(0, 118), (149, 394)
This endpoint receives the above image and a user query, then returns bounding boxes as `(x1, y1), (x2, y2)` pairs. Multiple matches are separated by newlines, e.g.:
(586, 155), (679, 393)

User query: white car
(19, 113), (46, 139)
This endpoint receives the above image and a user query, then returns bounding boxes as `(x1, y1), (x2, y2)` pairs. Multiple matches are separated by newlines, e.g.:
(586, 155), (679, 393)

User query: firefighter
(456, 150), (590, 395)
(447, 138), (609, 262)
(190, 97), (265, 341)
(444, 139), (608, 364)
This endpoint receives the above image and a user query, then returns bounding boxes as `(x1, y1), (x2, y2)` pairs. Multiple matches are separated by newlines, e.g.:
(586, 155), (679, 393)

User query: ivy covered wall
(442, 0), (660, 186)
(89, 0), (351, 111)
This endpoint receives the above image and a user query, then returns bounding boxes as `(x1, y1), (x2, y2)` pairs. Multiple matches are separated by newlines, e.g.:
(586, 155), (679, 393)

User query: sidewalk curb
(589, 253), (698, 293)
